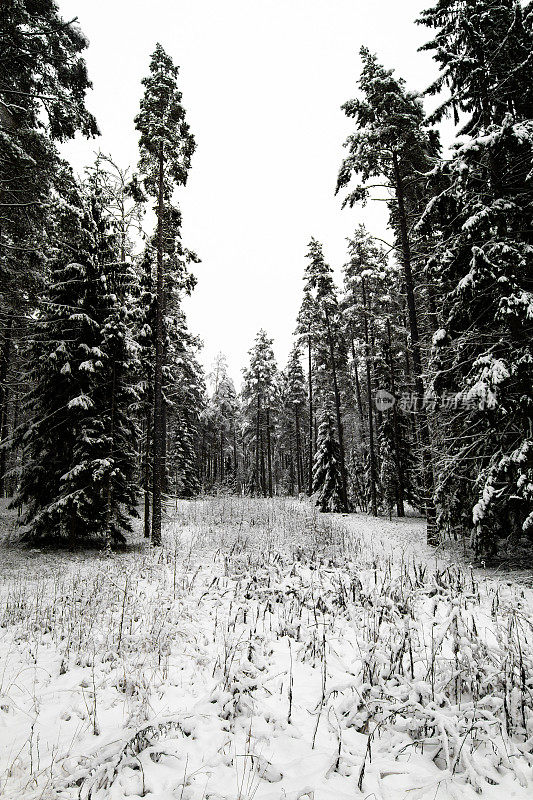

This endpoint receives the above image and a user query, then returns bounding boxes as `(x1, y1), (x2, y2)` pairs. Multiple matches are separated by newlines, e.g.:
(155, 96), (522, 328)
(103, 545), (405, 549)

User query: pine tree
(336, 48), (440, 540)
(135, 44), (196, 545)
(418, 0), (533, 554)
(313, 409), (344, 513)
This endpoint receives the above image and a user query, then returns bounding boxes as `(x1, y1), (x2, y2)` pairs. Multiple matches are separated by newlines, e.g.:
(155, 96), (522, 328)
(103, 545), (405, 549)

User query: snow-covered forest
(1, 1), (533, 798)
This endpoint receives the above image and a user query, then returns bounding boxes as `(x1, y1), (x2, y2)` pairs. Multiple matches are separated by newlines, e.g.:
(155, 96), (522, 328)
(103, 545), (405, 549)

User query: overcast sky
(58, 0), (439, 386)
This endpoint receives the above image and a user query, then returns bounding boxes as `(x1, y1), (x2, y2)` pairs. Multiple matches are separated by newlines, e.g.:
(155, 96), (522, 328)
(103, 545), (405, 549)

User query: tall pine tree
(135, 44), (196, 545)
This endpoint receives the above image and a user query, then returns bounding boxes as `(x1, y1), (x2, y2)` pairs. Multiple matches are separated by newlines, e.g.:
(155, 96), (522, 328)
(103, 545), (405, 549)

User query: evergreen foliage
(14, 168), (138, 544)
(135, 43), (196, 544)
(418, 0), (533, 553)
(312, 409), (344, 513)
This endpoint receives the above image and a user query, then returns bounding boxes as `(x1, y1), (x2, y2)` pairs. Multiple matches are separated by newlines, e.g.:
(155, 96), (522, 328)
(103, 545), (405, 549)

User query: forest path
(0, 496), (532, 800)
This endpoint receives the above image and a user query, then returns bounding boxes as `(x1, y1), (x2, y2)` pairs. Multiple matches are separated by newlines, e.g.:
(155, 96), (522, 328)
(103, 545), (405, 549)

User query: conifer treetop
(1, 0), (98, 140)
(417, 0), (533, 133)
(336, 47), (439, 207)
(135, 43), (196, 195)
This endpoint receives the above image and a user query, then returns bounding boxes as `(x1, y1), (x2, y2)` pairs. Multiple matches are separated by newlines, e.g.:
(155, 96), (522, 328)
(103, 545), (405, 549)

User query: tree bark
(350, 331), (366, 446)
(392, 150), (436, 543)
(266, 405), (273, 497)
(144, 408), (151, 538)
(0, 314), (12, 498)
(151, 142), (165, 546)
(361, 278), (378, 516)
(104, 360), (117, 547)
(255, 393), (261, 496)
(387, 317), (405, 517)
(307, 334), (314, 494)
(324, 308), (348, 512)
(295, 406), (302, 495)
(232, 424), (238, 481)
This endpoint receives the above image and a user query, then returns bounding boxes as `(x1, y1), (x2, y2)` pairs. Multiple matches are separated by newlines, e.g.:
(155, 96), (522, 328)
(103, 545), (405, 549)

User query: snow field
(0, 496), (532, 799)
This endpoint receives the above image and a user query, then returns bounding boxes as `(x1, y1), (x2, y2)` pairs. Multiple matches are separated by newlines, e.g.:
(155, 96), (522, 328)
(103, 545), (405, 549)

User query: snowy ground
(0, 496), (532, 800)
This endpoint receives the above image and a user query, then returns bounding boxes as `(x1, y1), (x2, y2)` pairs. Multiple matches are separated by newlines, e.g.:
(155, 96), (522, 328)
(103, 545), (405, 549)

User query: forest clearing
(1, 496), (532, 800)
(2, 1), (533, 798)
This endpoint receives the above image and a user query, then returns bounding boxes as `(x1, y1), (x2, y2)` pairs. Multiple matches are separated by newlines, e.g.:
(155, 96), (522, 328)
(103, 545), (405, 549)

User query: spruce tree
(135, 44), (196, 545)
(165, 310), (205, 498)
(418, 0), (533, 553)
(1, 1), (97, 494)
(303, 239), (349, 511)
(14, 163), (140, 545)
(313, 409), (344, 513)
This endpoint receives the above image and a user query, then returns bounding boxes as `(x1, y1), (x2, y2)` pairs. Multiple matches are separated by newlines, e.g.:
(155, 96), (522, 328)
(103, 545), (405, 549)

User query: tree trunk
(255, 393), (261, 497)
(392, 150), (436, 543)
(266, 405), (273, 497)
(260, 426), (267, 497)
(386, 317), (405, 517)
(0, 314), (12, 498)
(144, 408), (151, 538)
(161, 400), (168, 495)
(307, 334), (314, 494)
(350, 331), (366, 446)
(295, 406), (302, 495)
(104, 361), (117, 547)
(151, 142), (165, 546)
(361, 278), (378, 517)
(233, 424), (238, 481)
(324, 308), (349, 512)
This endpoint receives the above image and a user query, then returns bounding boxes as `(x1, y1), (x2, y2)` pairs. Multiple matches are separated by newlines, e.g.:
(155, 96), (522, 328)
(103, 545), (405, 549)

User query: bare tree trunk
(392, 150), (436, 543)
(361, 277), (378, 516)
(151, 142), (165, 546)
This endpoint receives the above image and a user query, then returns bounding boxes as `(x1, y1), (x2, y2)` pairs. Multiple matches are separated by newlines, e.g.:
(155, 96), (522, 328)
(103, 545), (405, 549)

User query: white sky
(58, 0), (439, 386)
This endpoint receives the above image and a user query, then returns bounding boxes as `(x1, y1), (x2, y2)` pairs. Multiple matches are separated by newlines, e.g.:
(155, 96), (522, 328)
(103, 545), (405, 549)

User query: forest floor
(0, 496), (532, 800)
